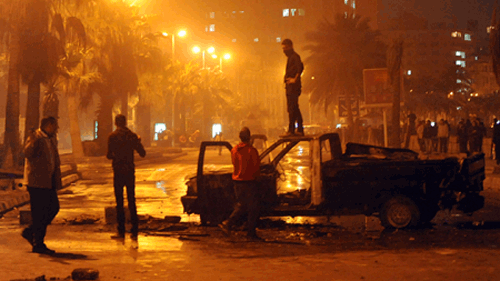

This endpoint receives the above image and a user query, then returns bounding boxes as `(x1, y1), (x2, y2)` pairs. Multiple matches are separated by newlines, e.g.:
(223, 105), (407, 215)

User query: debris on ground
(10, 275), (71, 281)
(71, 268), (99, 280)
(63, 215), (100, 225)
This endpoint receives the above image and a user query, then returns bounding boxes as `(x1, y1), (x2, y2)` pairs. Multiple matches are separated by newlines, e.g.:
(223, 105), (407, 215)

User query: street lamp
(211, 53), (231, 72)
(162, 30), (187, 61)
(163, 30), (186, 146)
(220, 53), (231, 72)
(192, 46), (216, 69)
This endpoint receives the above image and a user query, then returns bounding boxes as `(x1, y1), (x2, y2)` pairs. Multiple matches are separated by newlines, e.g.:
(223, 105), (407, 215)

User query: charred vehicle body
(181, 133), (485, 229)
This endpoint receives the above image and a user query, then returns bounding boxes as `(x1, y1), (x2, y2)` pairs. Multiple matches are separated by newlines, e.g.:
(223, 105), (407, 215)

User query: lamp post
(220, 53), (231, 72)
(162, 30), (186, 61)
(192, 46), (215, 69)
(163, 30), (186, 146)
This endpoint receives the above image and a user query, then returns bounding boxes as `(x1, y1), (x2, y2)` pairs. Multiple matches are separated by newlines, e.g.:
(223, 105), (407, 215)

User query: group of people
(22, 114), (146, 255)
(457, 118), (487, 154)
(21, 38), (303, 253)
(414, 117), (488, 155)
(415, 119), (451, 154)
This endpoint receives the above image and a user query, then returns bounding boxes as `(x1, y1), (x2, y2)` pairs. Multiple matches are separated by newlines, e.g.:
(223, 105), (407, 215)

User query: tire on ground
(380, 195), (420, 229)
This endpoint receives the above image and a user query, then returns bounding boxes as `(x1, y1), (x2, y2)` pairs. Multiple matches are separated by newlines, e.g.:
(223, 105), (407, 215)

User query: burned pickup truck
(181, 133), (485, 229)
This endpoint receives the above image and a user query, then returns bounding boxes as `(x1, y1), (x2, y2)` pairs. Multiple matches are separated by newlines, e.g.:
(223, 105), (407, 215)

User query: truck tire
(380, 195), (420, 229)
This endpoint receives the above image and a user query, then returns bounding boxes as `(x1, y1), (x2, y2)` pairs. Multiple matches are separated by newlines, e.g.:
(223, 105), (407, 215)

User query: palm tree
(195, 68), (235, 140)
(81, 0), (159, 153)
(0, 0), (29, 168)
(304, 14), (386, 131)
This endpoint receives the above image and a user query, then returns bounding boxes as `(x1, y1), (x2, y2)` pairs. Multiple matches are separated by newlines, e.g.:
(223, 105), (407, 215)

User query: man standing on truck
(219, 127), (262, 240)
(107, 114), (146, 239)
(282, 38), (304, 136)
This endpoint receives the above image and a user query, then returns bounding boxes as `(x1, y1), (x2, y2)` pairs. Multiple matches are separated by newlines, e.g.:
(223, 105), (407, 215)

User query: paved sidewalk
(0, 146), (187, 216)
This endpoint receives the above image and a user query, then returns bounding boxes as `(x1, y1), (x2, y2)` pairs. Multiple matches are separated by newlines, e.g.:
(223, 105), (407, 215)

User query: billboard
(363, 68), (390, 105)
(338, 97), (359, 118)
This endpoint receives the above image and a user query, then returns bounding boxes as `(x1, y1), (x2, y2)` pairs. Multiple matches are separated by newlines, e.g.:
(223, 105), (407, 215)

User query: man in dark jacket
(282, 39), (304, 136)
(457, 119), (468, 154)
(493, 119), (500, 164)
(107, 114), (146, 239)
(22, 116), (61, 255)
(219, 127), (262, 240)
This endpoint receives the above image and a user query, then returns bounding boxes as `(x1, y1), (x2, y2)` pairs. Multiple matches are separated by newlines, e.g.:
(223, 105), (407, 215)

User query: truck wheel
(380, 196), (420, 229)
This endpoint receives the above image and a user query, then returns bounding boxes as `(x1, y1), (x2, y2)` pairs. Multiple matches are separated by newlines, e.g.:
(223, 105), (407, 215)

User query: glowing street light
(192, 46), (216, 69)
(162, 29), (187, 61)
(219, 53), (231, 72)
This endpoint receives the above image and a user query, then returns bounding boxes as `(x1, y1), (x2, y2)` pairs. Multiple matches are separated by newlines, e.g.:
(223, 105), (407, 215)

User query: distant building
(470, 56), (498, 96)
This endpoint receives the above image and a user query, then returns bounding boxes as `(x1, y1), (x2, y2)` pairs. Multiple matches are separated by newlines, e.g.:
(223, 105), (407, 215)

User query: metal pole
(383, 108), (388, 147)
(202, 51), (205, 69)
(171, 34), (175, 61)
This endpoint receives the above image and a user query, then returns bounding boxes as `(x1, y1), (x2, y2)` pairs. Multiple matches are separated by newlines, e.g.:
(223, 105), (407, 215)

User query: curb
(0, 165), (80, 216)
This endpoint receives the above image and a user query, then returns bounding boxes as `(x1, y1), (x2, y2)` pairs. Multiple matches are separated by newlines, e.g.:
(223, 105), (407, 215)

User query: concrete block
(105, 206), (130, 224)
(60, 164), (73, 174)
(62, 173), (79, 187)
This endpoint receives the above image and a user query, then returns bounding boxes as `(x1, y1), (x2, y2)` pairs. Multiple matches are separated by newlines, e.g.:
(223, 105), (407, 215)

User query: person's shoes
(218, 221), (231, 236)
(295, 131), (304, 136)
(32, 244), (56, 255)
(280, 131), (295, 138)
(21, 228), (34, 247)
(111, 232), (125, 239)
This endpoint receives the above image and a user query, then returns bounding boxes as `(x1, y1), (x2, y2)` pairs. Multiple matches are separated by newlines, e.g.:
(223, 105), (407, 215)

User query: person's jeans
(286, 88), (303, 133)
(27, 186), (59, 246)
(113, 170), (138, 234)
(439, 137), (448, 153)
(226, 181), (260, 235)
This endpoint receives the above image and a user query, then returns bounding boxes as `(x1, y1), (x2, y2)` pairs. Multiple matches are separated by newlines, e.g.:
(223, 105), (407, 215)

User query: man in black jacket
(282, 39), (304, 136)
(107, 114), (146, 239)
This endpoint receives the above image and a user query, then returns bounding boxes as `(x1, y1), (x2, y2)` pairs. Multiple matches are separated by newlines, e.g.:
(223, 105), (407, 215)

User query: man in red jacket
(219, 127), (261, 240)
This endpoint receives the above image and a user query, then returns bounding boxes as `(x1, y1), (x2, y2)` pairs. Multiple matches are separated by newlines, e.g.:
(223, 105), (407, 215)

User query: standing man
(219, 127), (262, 240)
(437, 119), (449, 153)
(282, 39), (304, 136)
(107, 114), (146, 239)
(22, 116), (61, 255)
(493, 119), (500, 164)
(457, 119), (468, 154)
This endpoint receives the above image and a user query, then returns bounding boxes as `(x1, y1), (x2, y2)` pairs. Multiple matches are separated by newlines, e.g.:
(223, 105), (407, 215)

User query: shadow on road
(457, 221), (500, 229)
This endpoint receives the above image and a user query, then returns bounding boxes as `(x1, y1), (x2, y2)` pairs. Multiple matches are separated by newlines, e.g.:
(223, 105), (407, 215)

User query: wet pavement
(2, 149), (500, 280)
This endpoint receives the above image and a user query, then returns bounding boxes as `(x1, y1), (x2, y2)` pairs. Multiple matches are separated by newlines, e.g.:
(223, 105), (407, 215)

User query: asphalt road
(2, 149), (500, 281)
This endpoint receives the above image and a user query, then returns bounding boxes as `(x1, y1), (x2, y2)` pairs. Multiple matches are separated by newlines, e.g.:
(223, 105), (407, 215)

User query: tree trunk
(24, 80), (41, 142)
(96, 96), (113, 156)
(136, 104), (151, 147)
(67, 94), (84, 158)
(388, 38), (404, 148)
(121, 92), (128, 118)
(2, 33), (21, 169)
(171, 90), (176, 147)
